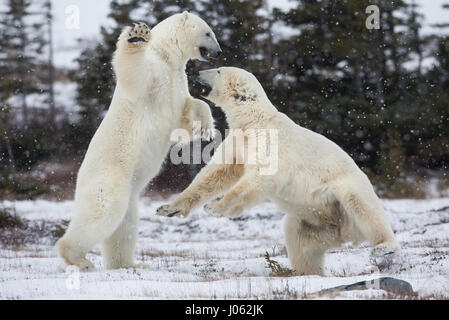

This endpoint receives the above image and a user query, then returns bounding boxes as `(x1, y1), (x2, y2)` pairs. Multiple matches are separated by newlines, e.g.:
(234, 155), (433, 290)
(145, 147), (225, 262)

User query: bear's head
(197, 67), (269, 109)
(152, 11), (222, 62)
(182, 11), (222, 61)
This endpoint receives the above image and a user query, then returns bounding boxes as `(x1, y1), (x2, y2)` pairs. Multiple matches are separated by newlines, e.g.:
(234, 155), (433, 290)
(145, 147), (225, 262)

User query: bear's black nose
(216, 50), (222, 57)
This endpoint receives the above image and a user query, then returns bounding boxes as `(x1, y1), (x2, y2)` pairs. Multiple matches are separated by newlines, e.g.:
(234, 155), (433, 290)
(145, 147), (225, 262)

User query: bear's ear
(180, 11), (189, 24)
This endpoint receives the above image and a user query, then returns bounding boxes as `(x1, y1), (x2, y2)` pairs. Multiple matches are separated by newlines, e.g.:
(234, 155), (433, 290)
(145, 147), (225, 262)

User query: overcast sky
(50, 0), (449, 67)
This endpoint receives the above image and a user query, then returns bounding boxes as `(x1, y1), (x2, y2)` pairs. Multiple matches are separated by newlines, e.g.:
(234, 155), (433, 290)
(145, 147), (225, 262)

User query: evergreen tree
(406, 0), (425, 77)
(0, 0), (49, 126)
(278, 0), (413, 169)
(416, 2), (449, 169)
(44, 0), (55, 126)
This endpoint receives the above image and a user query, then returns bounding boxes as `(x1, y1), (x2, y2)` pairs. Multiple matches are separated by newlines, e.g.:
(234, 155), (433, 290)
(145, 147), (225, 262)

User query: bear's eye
(205, 32), (211, 37)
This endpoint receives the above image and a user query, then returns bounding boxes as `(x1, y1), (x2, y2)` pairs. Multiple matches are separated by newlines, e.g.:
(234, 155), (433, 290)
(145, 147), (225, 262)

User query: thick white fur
(56, 12), (220, 270)
(158, 67), (400, 275)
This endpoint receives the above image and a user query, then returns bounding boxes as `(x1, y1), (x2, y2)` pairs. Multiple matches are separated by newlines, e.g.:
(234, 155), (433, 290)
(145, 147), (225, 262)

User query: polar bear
(157, 67), (400, 275)
(56, 12), (221, 270)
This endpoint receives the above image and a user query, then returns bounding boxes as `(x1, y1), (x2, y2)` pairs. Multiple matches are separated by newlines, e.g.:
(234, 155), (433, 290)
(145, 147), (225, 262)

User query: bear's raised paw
(127, 22), (151, 44)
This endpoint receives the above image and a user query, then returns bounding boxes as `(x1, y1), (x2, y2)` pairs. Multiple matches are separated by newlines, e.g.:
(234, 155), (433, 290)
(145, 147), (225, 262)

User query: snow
(1, 196), (448, 299)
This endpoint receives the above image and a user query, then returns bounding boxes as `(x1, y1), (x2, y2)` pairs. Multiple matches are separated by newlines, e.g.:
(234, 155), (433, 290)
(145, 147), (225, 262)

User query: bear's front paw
(371, 242), (400, 257)
(127, 22), (151, 44)
(204, 197), (226, 217)
(192, 121), (216, 142)
(195, 100), (216, 141)
(156, 204), (186, 218)
(76, 258), (95, 272)
(201, 127), (219, 142)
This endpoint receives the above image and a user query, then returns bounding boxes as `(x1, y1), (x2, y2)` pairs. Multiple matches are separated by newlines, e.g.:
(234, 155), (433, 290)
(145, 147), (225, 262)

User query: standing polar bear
(157, 67), (400, 275)
(56, 12), (221, 270)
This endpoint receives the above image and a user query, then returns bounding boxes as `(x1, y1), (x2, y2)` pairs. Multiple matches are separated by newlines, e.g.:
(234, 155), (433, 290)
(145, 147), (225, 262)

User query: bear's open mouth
(200, 46), (220, 61)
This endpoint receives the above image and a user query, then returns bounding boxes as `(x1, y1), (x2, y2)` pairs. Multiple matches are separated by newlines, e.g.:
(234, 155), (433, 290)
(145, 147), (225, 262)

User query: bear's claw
(167, 210), (180, 217)
(156, 204), (182, 218)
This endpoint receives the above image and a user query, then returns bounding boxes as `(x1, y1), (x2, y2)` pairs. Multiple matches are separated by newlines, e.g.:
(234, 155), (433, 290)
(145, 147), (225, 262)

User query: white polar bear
(56, 12), (221, 270)
(157, 67), (400, 276)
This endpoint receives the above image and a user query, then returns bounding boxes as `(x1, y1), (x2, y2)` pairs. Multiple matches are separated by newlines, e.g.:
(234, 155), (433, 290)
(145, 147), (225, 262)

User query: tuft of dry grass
(0, 206), (69, 247)
(0, 206), (24, 229)
(264, 251), (296, 277)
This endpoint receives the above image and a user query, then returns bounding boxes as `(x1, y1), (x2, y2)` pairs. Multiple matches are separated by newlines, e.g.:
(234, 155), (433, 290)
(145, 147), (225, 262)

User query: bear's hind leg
(283, 214), (339, 276)
(56, 208), (127, 272)
(56, 180), (131, 270)
(102, 195), (146, 269)
(337, 190), (400, 256)
(56, 233), (95, 271)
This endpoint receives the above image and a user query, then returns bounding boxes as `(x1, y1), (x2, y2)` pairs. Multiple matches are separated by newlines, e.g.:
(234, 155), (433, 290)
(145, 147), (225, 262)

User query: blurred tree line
(0, 0), (448, 199)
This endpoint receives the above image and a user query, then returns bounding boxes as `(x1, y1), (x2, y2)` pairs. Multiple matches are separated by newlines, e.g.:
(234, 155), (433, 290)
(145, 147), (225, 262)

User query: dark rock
(319, 277), (414, 295)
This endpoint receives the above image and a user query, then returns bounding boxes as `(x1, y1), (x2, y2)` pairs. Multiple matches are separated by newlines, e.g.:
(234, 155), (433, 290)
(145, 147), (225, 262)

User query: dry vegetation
(0, 205), (68, 248)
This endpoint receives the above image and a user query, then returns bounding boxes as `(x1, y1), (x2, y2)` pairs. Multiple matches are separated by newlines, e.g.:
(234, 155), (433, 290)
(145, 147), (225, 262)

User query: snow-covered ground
(0, 196), (448, 299)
